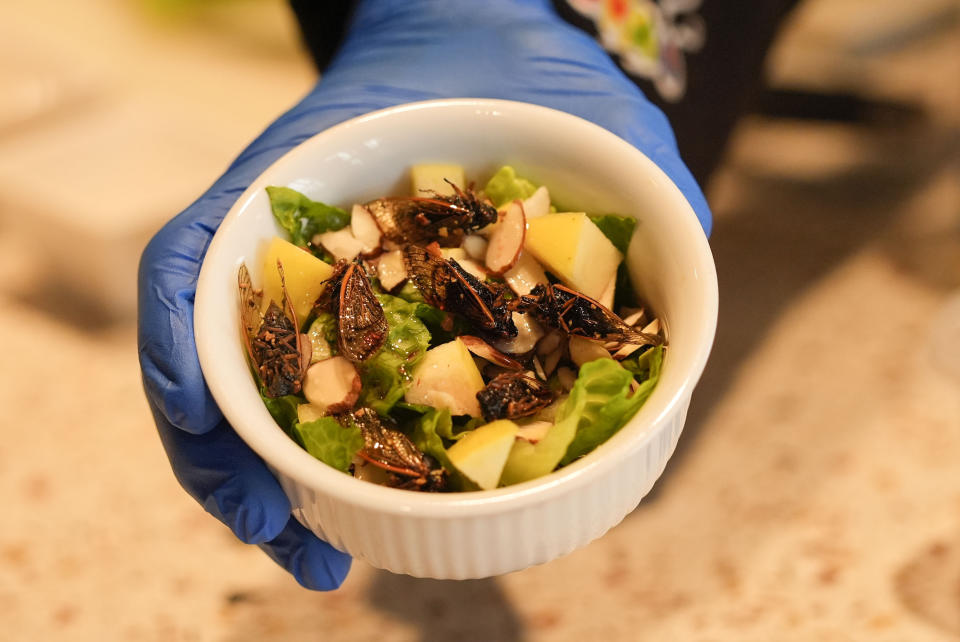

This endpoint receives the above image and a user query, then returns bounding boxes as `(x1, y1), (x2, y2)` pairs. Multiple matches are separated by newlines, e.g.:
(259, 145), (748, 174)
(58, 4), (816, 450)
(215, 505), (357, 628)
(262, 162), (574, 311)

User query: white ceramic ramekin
(195, 99), (717, 579)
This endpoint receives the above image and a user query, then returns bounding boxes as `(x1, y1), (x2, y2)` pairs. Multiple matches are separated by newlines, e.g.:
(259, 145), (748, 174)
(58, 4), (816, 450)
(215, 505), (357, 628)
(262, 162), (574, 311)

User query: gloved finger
(152, 399), (293, 544)
(257, 517), (353, 591)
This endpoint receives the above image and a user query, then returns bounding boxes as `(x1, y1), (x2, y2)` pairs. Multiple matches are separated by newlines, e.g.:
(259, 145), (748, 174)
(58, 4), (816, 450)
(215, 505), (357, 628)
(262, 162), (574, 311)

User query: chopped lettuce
(588, 215), (635, 254)
(307, 312), (337, 360)
(294, 417), (364, 473)
(260, 388), (302, 442)
(559, 357), (661, 465)
(358, 293), (432, 414)
(483, 166), (538, 208)
(499, 407), (581, 486)
(266, 186), (350, 247)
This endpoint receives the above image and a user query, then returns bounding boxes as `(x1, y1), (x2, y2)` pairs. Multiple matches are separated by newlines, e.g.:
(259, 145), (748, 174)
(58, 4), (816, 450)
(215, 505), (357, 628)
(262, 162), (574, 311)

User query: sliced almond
(598, 272), (616, 310)
(350, 204), (383, 253)
(521, 185), (550, 219)
(493, 312), (545, 355)
(532, 356), (547, 381)
(316, 228), (366, 262)
(641, 318), (662, 336)
(456, 258), (488, 282)
(462, 235), (488, 261)
(543, 346), (562, 376)
(485, 200), (525, 274)
(622, 308), (646, 327)
(377, 249), (407, 291)
(556, 366), (576, 391)
(302, 356), (361, 413)
(536, 330), (563, 357)
(612, 343), (645, 360)
(516, 421), (552, 444)
(504, 251), (548, 296)
(568, 335), (611, 367)
(460, 335), (523, 369)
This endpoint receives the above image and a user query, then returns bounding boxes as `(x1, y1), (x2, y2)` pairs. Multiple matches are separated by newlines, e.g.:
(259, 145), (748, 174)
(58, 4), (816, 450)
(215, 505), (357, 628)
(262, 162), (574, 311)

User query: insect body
(511, 283), (663, 345)
(238, 262), (310, 397)
(476, 372), (555, 422)
(365, 182), (497, 247)
(402, 244), (517, 339)
(316, 260), (388, 362)
(348, 407), (446, 491)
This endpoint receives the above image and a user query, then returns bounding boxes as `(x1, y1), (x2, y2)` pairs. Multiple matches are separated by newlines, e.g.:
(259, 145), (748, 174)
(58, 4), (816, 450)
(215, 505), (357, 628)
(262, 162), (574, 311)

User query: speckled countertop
(1, 0), (958, 640)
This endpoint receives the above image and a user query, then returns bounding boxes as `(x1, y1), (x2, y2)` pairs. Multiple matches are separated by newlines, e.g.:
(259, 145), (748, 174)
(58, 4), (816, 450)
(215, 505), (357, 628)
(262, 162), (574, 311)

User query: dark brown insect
(511, 283), (664, 345)
(365, 181), (497, 247)
(476, 372), (555, 422)
(239, 262), (310, 397)
(315, 260), (388, 362)
(347, 407), (446, 491)
(402, 244), (517, 338)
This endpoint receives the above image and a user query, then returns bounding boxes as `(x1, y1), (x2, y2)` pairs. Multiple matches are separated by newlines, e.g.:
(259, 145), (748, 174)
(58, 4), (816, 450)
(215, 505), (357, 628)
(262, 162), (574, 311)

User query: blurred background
(1, 0), (958, 639)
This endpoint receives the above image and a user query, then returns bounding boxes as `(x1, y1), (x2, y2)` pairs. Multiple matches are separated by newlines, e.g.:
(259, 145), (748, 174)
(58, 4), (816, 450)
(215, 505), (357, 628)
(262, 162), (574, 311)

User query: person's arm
(138, 0), (710, 590)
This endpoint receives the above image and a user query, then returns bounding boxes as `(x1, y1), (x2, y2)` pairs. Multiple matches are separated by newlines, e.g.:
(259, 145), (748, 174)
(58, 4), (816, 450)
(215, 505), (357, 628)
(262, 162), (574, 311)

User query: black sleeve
(288, 0), (359, 71)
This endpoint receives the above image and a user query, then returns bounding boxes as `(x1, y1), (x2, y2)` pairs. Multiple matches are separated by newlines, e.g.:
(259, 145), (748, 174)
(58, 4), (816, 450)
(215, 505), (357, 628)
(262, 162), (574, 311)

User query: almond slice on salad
(568, 335), (611, 367)
(504, 251), (548, 296)
(350, 204), (383, 253)
(492, 312), (544, 355)
(460, 335), (523, 369)
(377, 249), (407, 291)
(621, 308), (646, 327)
(485, 200), (525, 274)
(316, 228), (366, 263)
(462, 234), (488, 261)
(302, 356), (361, 413)
(522, 185), (551, 219)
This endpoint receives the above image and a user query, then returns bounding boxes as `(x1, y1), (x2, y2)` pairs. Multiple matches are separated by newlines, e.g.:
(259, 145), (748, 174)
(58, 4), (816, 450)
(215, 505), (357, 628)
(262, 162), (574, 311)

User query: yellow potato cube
(523, 213), (623, 300)
(261, 237), (333, 328)
(410, 163), (466, 196)
(404, 338), (485, 416)
(447, 420), (520, 490)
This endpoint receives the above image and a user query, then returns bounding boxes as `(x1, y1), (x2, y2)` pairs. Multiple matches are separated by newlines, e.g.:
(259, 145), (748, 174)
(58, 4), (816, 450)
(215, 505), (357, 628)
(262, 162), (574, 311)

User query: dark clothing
(288, 0), (800, 183)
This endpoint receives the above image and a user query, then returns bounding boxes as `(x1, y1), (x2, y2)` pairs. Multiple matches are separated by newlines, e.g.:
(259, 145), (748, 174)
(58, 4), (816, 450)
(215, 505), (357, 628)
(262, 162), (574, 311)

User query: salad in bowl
(241, 163), (666, 493)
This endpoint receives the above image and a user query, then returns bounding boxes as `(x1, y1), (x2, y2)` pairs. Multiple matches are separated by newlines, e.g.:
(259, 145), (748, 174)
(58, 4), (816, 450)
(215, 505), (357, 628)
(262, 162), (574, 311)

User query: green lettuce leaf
(483, 166), (538, 208)
(559, 357), (661, 465)
(588, 215), (635, 254)
(410, 408), (478, 491)
(266, 186), (350, 247)
(499, 406), (581, 486)
(260, 388), (302, 442)
(588, 214), (639, 310)
(294, 417), (364, 473)
(357, 294), (432, 414)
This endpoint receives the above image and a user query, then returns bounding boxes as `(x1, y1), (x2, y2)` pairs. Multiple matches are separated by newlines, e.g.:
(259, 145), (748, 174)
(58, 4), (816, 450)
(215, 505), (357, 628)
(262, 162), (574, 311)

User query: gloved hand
(138, 0), (712, 591)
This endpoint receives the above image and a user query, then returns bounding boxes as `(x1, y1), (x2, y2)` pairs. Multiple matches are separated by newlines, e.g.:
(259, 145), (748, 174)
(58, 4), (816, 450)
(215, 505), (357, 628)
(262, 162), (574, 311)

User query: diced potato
(404, 338), (485, 416)
(446, 419), (520, 490)
(524, 213), (622, 300)
(410, 163), (465, 196)
(261, 237), (334, 327)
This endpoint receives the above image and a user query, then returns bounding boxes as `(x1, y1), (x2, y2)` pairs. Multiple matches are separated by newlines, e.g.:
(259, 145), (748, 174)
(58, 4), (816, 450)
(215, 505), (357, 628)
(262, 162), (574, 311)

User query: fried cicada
(239, 262), (310, 397)
(511, 283), (664, 345)
(365, 182), (497, 247)
(315, 260), (388, 362)
(402, 243), (517, 338)
(476, 372), (555, 422)
(347, 407), (446, 491)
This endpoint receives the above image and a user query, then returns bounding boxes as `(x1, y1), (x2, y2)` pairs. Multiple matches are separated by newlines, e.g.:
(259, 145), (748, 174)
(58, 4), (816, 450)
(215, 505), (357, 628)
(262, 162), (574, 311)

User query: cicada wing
(238, 263), (263, 366)
(337, 262), (388, 362)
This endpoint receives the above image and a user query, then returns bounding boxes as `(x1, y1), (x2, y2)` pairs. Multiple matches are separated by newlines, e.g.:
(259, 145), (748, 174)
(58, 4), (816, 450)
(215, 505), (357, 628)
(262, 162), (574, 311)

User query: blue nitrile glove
(138, 0), (712, 591)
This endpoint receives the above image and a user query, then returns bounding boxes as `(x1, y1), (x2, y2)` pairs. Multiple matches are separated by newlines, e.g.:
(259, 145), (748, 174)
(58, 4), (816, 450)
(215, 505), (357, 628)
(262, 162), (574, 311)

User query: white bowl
(194, 99), (717, 579)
